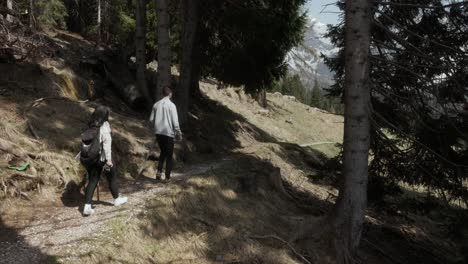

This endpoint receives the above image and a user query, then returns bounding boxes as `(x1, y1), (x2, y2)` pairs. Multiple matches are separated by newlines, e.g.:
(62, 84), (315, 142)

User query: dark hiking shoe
(156, 171), (162, 181)
(162, 176), (171, 183)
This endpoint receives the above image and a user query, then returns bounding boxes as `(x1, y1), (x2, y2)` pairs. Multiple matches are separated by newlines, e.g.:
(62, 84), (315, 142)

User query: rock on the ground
(256, 109), (270, 116)
(283, 95), (297, 102)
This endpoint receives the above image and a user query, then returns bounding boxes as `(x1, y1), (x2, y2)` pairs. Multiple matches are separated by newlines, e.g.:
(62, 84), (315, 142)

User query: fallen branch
(248, 234), (312, 264)
(18, 190), (32, 201)
(0, 138), (29, 160)
(9, 172), (38, 181)
(27, 122), (39, 139)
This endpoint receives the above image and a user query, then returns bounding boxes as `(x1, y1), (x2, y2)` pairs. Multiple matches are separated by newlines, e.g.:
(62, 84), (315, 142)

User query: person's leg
(84, 165), (101, 204)
(104, 164), (128, 206)
(165, 136), (174, 179)
(156, 135), (167, 175)
(104, 165), (119, 199)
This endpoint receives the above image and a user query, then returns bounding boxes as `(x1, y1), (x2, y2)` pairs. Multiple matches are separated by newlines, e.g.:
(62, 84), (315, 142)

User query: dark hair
(89, 106), (110, 128)
(162, 86), (172, 97)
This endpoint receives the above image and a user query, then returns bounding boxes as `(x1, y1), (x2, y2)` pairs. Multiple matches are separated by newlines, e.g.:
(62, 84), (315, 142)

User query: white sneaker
(83, 204), (95, 216)
(114, 196), (128, 206)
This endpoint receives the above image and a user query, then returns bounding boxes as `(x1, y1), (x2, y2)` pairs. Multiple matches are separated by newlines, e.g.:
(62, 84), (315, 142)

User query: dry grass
(201, 84), (343, 158)
(65, 163), (328, 264)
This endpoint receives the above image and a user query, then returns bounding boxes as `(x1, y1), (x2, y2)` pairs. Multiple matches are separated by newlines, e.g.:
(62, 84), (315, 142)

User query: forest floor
(0, 30), (466, 264)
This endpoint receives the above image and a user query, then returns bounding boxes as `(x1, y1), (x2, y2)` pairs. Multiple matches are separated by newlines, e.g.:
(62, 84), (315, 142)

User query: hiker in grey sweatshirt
(149, 87), (182, 181)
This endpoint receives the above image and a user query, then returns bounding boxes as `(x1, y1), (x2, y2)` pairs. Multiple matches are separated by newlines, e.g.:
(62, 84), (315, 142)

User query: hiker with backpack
(149, 87), (182, 182)
(80, 106), (128, 216)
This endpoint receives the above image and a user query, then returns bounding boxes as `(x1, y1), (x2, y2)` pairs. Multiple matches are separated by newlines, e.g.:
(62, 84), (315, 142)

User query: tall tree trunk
(256, 89), (267, 108)
(155, 0), (171, 101)
(177, 0), (199, 125)
(78, 0), (84, 34)
(127, 0), (132, 10)
(135, 0), (152, 108)
(29, 0), (35, 28)
(6, 0), (13, 22)
(331, 0), (371, 263)
(97, 0), (101, 45)
(190, 42), (201, 96)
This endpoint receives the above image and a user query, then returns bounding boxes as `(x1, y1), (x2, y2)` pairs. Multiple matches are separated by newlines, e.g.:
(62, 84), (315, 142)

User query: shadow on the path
(0, 217), (59, 264)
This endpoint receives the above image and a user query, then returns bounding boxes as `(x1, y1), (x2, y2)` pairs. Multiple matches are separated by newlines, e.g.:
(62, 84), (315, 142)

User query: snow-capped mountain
(286, 18), (338, 88)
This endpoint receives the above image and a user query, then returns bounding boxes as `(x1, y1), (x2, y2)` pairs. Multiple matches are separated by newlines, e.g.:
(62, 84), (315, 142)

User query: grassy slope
(72, 85), (465, 264)
(0, 31), (464, 264)
(64, 85), (345, 264)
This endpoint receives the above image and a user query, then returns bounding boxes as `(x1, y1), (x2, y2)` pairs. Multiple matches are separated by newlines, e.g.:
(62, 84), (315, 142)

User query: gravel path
(0, 160), (228, 264)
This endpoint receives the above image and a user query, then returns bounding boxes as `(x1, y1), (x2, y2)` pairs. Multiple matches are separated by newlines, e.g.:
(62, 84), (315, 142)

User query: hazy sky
(304, 0), (341, 25)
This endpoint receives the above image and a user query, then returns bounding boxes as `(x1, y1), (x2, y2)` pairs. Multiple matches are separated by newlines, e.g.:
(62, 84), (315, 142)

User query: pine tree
(155, 0), (171, 100)
(135, 0), (151, 107)
(324, 1), (468, 202)
(331, 0), (371, 262)
(197, 0), (307, 96)
(177, 0), (199, 124)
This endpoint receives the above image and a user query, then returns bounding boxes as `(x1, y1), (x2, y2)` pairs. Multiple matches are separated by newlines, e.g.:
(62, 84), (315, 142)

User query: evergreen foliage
(197, 0), (307, 94)
(36, 0), (67, 28)
(324, 0), (468, 203)
(272, 73), (344, 115)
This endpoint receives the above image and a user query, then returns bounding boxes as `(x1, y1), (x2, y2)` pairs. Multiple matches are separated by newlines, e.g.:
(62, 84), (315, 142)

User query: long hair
(88, 106), (110, 128)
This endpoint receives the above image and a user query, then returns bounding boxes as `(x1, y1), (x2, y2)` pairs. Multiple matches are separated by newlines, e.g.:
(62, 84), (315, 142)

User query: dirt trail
(0, 159), (230, 264)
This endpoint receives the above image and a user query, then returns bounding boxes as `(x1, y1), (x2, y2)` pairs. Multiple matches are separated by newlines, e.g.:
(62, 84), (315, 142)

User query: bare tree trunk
(190, 42), (201, 96)
(78, 0), (84, 34)
(155, 0), (171, 101)
(97, 0), (101, 45)
(135, 0), (152, 108)
(177, 0), (199, 125)
(6, 0), (13, 22)
(331, 0), (372, 263)
(29, 0), (35, 28)
(256, 89), (267, 108)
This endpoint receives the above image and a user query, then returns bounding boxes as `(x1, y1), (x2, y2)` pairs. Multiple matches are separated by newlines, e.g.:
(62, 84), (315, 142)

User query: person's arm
(149, 104), (157, 132)
(149, 105), (156, 124)
(102, 123), (112, 165)
(171, 104), (182, 138)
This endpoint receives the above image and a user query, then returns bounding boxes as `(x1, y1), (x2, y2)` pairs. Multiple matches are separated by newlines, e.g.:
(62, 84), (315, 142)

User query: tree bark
(155, 0), (172, 101)
(177, 0), (199, 125)
(331, 0), (372, 263)
(29, 0), (35, 28)
(97, 0), (101, 45)
(256, 89), (267, 108)
(6, 0), (13, 22)
(135, 0), (152, 108)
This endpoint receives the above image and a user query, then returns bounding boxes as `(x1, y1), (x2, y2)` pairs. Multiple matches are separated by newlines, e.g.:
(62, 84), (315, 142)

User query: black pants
(156, 134), (174, 177)
(84, 161), (119, 204)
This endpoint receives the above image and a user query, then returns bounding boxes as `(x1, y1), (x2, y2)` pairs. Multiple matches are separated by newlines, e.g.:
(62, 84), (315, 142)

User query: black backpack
(80, 127), (101, 166)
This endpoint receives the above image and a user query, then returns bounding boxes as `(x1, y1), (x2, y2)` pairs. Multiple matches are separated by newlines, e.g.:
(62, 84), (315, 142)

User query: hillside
(0, 30), (466, 264)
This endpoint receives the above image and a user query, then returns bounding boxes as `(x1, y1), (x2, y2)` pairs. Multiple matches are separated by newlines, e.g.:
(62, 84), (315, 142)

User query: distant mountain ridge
(286, 18), (337, 89)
